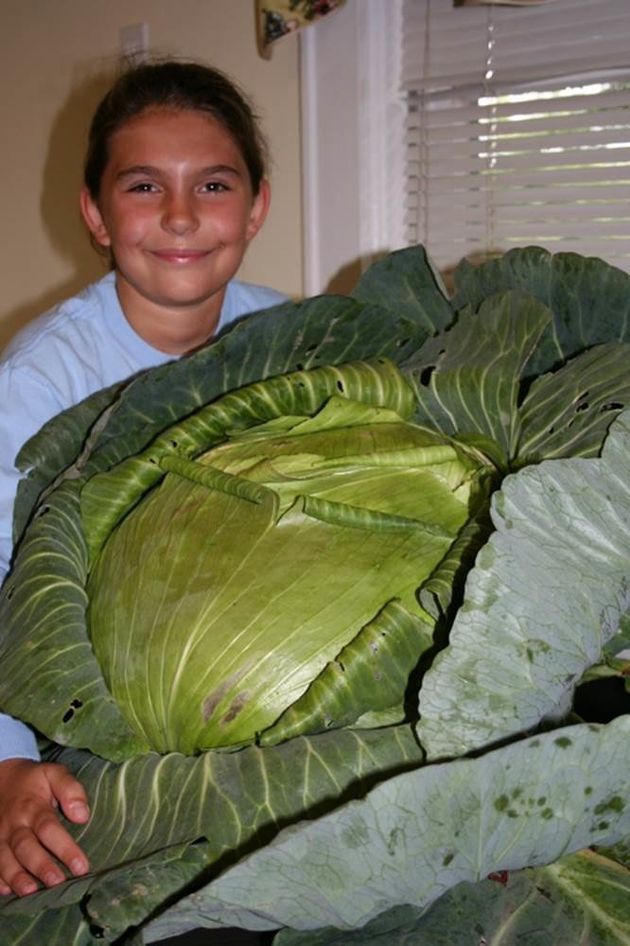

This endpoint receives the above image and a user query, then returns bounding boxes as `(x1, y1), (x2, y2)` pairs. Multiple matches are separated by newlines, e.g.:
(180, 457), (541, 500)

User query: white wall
(0, 0), (302, 348)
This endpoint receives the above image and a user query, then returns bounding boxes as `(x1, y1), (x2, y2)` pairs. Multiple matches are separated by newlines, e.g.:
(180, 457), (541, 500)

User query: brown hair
(84, 59), (269, 199)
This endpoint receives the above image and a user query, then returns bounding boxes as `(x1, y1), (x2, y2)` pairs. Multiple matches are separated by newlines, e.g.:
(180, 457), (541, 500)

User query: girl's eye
(201, 181), (229, 193)
(128, 182), (158, 193)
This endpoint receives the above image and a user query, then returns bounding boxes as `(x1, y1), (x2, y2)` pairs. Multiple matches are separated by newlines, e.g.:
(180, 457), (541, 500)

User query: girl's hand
(0, 758), (90, 897)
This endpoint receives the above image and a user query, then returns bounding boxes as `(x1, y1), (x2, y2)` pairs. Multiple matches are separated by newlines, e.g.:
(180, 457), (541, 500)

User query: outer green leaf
(452, 247), (630, 377)
(1, 909), (95, 945)
(351, 245), (452, 334)
(0, 728), (423, 942)
(402, 290), (551, 463)
(10, 384), (124, 549)
(388, 249), (630, 473)
(416, 410), (630, 759)
(273, 850), (630, 946)
(79, 844), (211, 943)
(0, 481), (146, 760)
(517, 342), (630, 464)
(142, 717), (630, 937)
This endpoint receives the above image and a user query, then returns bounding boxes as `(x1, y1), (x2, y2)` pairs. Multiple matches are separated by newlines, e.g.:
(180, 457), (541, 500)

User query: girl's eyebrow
(115, 164), (243, 181)
(116, 165), (159, 180)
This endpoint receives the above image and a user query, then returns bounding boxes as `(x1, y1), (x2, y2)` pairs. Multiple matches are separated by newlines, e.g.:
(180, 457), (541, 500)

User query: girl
(0, 58), (287, 901)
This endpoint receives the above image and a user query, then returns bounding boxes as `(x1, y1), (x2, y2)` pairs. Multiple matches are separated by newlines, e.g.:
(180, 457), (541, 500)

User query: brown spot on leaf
(202, 681), (232, 722)
(201, 665), (253, 723)
(221, 691), (249, 724)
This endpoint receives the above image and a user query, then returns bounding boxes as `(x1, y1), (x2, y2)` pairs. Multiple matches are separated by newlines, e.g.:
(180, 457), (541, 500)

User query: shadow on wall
(324, 257), (363, 296)
(0, 62), (117, 351)
(322, 250), (402, 297)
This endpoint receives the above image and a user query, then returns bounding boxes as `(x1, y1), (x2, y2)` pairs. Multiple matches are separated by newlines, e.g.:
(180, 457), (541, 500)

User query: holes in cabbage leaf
(419, 365), (436, 387)
(336, 380), (345, 393)
(569, 398), (624, 427)
(62, 698), (84, 724)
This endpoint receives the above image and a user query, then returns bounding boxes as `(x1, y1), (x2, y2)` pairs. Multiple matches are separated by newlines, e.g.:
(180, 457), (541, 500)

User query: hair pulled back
(84, 59), (269, 199)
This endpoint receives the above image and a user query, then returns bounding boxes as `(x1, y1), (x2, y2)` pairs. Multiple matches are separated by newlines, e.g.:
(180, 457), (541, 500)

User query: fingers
(0, 838), (39, 897)
(0, 815), (88, 897)
(0, 759), (90, 898)
(47, 765), (90, 825)
(0, 819), (65, 896)
(28, 802), (89, 879)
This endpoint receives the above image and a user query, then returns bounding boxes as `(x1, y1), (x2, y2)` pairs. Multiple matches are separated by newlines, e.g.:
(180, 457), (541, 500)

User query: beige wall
(0, 0), (302, 349)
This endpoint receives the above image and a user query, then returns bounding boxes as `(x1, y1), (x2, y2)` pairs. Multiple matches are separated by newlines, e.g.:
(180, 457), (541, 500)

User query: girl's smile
(151, 250), (210, 262)
(80, 108), (270, 353)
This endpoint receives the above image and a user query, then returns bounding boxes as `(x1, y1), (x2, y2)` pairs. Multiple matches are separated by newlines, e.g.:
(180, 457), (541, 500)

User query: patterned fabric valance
(256, 0), (346, 58)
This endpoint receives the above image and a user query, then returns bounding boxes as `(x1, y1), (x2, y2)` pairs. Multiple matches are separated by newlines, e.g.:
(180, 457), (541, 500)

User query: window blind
(402, 0), (630, 277)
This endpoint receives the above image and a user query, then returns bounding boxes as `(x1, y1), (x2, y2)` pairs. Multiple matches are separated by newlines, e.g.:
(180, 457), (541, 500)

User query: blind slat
(414, 114), (630, 146)
(424, 188), (630, 211)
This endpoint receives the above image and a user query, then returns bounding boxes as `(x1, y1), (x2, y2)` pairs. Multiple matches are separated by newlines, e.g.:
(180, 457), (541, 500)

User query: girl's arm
(0, 366), (91, 897)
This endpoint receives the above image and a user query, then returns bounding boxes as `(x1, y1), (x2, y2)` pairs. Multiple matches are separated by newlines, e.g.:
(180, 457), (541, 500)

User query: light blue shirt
(0, 271), (287, 760)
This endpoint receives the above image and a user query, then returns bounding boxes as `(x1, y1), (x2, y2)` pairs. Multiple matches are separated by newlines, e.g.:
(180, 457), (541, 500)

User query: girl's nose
(161, 192), (199, 235)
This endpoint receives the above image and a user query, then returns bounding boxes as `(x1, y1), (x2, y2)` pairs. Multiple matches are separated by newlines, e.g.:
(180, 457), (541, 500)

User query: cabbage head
(85, 364), (486, 753)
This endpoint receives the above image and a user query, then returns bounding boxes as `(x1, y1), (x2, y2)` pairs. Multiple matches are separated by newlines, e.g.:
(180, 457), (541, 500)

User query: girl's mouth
(151, 249), (210, 264)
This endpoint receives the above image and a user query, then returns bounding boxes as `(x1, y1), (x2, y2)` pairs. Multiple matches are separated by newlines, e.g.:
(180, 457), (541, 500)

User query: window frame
(299, 0), (405, 295)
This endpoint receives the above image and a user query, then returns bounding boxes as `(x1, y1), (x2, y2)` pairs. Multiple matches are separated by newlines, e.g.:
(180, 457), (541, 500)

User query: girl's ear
(79, 187), (111, 247)
(245, 179), (271, 243)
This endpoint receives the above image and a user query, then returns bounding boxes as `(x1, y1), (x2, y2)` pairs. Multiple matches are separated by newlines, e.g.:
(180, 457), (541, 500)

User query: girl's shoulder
(1, 273), (118, 368)
(220, 279), (290, 332)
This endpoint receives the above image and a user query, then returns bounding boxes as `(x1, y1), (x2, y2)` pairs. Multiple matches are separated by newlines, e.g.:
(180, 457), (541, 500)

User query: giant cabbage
(0, 245), (629, 944)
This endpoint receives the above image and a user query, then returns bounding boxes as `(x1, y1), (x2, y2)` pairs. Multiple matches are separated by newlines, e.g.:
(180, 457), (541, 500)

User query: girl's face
(80, 107), (270, 342)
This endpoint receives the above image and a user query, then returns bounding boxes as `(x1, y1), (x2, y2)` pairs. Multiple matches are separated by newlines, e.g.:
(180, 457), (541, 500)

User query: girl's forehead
(109, 107), (241, 161)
